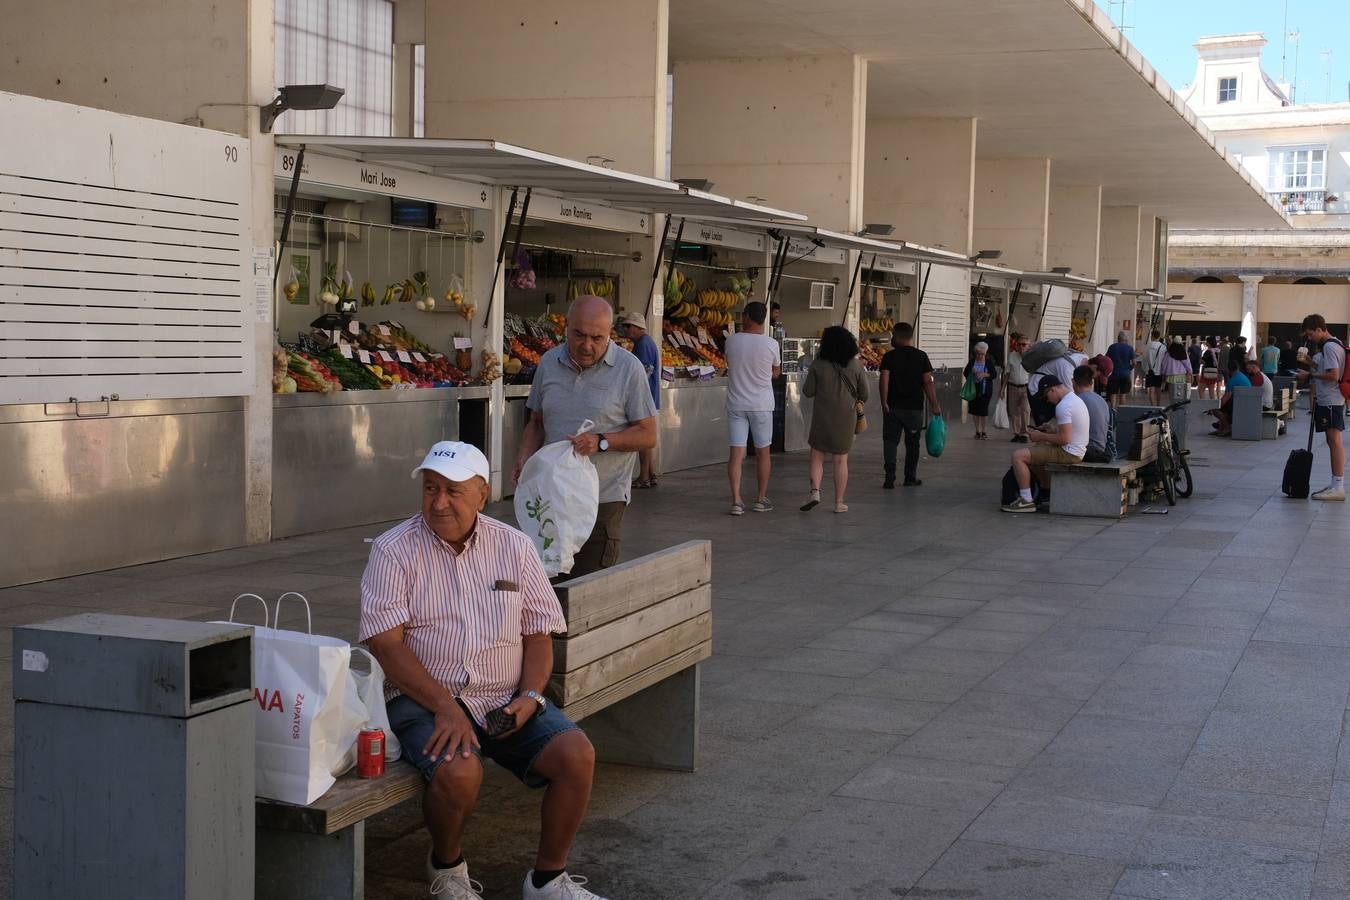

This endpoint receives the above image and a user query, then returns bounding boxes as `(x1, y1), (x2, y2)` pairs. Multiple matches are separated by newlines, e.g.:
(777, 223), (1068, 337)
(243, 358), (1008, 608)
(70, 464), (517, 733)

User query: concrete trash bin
(14, 614), (255, 900)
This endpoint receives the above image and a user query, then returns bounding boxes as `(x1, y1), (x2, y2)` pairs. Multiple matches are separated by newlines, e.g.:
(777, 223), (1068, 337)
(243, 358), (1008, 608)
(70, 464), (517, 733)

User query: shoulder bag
(838, 363), (868, 434)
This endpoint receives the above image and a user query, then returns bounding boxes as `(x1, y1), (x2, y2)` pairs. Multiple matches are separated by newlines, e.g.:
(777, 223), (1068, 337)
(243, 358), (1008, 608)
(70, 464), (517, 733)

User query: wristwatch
(521, 690), (547, 716)
(597, 434), (610, 452)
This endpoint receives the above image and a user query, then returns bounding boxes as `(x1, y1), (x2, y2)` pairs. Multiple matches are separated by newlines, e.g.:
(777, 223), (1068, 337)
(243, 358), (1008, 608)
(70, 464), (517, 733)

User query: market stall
(655, 221), (771, 472)
(273, 137), (805, 499)
(270, 142), (497, 537)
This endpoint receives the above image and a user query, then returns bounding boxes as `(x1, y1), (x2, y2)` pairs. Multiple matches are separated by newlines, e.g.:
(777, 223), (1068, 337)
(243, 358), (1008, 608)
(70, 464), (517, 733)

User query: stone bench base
(1044, 458), (1151, 518)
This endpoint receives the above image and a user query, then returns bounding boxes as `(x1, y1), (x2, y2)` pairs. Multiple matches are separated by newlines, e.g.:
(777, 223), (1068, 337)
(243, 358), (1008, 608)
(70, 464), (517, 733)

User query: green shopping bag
(926, 414), (947, 457)
(960, 378), (977, 402)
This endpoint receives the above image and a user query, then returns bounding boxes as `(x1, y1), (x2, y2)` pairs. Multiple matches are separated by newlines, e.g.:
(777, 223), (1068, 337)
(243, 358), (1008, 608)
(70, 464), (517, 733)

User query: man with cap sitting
(618, 310), (661, 489)
(1002, 375), (1089, 513)
(360, 441), (608, 900)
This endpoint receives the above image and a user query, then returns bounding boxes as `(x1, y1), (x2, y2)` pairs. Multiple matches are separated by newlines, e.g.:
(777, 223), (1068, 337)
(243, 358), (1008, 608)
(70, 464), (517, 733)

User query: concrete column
(973, 159), (1051, 272)
(1, 0), (278, 545)
(672, 55), (868, 232)
(1239, 275), (1263, 351)
(425, 0), (669, 178)
(865, 118), (976, 255)
(1047, 183), (1102, 280)
(1099, 206), (1144, 289)
(391, 0), (424, 137)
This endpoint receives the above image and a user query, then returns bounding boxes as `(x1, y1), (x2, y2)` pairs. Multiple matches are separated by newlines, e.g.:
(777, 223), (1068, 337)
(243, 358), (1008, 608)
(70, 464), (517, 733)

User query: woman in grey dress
(802, 326), (869, 513)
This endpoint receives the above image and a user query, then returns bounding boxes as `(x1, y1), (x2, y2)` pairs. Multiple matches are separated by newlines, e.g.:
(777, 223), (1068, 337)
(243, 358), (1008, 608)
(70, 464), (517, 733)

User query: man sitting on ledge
(361, 441), (608, 900)
(1002, 375), (1089, 513)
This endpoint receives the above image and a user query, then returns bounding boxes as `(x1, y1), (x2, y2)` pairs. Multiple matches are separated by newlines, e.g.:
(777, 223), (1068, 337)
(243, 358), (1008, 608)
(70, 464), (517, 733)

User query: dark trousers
(883, 409), (925, 482)
(567, 501), (627, 578)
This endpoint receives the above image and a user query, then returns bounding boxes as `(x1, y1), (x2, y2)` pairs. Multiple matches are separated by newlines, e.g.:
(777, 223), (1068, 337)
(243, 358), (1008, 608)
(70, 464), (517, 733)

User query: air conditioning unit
(809, 281), (836, 309)
(322, 201), (363, 241)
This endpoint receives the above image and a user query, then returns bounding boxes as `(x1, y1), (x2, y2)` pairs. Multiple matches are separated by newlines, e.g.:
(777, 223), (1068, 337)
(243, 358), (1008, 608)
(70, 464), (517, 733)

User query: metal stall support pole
(482, 186), (519, 328)
(767, 233), (789, 303)
(843, 253), (874, 327)
(1034, 287), (1052, 341)
(645, 214), (674, 316)
(1088, 291), (1105, 352)
(913, 263), (933, 336)
(273, 144), (307, 295)
(666, 216), (687, 306)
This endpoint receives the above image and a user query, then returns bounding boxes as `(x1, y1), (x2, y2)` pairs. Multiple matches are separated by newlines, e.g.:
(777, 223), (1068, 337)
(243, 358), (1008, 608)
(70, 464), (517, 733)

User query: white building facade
(1169, 33), (1350, 342)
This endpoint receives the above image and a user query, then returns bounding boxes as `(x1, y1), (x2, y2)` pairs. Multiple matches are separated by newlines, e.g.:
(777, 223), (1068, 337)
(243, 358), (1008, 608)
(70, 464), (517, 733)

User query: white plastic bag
(992, 395), (1010, 430)
(223, 593), (366, 805)
(349, 647), (401, 761)
(514, 419), (600, 576)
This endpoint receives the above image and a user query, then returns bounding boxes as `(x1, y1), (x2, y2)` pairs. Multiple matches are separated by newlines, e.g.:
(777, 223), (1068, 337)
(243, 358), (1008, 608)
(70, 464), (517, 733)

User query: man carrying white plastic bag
(513, 295), (658, 577)
(514, 421), (600, 577)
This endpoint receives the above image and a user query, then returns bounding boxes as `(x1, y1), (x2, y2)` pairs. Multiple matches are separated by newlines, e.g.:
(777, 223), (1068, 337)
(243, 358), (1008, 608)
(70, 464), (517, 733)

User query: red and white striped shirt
(358, 514), (566, 726)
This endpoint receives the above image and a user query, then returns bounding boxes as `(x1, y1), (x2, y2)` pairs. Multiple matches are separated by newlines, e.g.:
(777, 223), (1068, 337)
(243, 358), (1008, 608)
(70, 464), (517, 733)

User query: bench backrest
(550, 541), (712, 720)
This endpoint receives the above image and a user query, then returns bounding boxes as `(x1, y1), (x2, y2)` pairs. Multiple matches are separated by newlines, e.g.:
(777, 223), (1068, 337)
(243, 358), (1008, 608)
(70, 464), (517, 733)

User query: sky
(1093, 0), (1350, 105)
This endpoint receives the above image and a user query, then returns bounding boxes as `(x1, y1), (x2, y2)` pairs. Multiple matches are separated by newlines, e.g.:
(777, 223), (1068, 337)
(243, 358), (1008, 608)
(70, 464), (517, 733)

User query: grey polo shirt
(526, 341), (658, 504)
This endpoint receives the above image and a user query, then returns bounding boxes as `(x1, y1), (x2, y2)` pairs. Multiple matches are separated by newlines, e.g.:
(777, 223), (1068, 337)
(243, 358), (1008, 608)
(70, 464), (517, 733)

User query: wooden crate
(1131, 420), (1160, 461)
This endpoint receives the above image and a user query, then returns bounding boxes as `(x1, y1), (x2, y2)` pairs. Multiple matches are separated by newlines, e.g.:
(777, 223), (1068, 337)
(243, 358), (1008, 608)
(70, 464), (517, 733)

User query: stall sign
(277, 149), (490, 210)
(513, 191), (650, 235)
(786, 238), (847, 266)
(692, 223), (764, 252)
(872, 256), (915, 275)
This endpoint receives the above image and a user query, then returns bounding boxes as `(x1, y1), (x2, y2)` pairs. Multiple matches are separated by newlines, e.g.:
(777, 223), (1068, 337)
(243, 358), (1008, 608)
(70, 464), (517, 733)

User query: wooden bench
(255, 540), (712, 900)
(1045, 420), (1160, 518)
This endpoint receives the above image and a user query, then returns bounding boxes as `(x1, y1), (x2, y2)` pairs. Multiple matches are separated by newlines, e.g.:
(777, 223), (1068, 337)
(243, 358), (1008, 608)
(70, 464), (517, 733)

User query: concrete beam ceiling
(669, 0), (1289, 229)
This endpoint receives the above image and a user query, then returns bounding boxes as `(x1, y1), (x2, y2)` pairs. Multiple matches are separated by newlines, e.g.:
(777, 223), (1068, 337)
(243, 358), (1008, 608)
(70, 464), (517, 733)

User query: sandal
(729, 502), (745, 516)
(633, 479), (655, 489)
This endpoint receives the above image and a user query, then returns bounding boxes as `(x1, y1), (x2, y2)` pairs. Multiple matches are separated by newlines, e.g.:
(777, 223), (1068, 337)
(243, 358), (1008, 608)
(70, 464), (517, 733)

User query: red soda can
(357, 728), (385, 778)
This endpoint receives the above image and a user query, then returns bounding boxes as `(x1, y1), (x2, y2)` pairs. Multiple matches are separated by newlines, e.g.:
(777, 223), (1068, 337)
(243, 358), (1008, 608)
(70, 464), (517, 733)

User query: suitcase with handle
(1282, 394), (1316, 499)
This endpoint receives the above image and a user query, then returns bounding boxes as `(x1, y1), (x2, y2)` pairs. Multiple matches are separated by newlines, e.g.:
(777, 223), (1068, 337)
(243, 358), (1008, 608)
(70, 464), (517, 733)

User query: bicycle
(1140, 399), (1193, 506)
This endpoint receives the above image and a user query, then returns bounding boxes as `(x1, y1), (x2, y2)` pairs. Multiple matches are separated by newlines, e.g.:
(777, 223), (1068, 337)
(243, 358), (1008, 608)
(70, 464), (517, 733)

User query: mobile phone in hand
(485, 705), (516, 737)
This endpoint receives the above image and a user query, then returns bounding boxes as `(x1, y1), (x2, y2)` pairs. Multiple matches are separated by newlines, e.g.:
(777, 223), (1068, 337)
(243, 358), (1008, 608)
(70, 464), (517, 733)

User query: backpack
(1001, 467), (1042, 506)
(1020, 340), (1071, 374)
(1330, 338), (1350, 402)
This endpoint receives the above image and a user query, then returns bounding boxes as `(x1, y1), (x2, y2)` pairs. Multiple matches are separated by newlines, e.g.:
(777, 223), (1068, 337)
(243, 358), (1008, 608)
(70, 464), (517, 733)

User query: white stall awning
(275, 137), (806, 223)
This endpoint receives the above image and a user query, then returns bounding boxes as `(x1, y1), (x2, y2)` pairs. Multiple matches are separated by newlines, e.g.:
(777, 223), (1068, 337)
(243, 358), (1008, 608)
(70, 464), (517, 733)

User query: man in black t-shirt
(879, 322), (942, 489)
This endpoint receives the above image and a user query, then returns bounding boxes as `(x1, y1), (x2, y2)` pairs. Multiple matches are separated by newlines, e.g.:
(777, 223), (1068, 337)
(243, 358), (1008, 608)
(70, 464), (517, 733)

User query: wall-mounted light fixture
(971, 249), (1003, 261)
(1097, 278), (1121, 287)
(260, 84), (345, 133)
(1051, 266), (1072, 275)
(859, 223), (896, 237)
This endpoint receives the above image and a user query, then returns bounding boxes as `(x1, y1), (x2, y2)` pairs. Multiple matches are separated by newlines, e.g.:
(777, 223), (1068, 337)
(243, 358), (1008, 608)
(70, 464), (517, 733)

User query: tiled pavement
(4, 400), (1350, 899)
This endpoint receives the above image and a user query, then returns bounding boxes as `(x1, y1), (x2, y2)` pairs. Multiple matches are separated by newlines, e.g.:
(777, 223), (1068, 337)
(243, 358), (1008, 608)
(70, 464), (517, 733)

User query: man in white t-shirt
(1002, 375), (1088, 513)
(723, 301), (781, 515)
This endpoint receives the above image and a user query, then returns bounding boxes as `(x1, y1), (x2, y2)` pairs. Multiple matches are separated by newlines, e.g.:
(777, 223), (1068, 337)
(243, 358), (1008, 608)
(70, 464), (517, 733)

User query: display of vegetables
(317, 348), (382, 391)
(286, 351), (343, 393)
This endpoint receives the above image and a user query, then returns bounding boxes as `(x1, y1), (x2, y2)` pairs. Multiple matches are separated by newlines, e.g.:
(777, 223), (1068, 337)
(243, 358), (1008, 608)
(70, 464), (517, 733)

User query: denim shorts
(728, 409), (773, 448)
(387, 694), (580, 789)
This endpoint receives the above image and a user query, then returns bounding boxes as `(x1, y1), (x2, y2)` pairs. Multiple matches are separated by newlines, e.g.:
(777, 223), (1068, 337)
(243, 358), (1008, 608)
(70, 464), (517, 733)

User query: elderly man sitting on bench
(1002, 375), (1089, 513)
(360, 441), (608, 900)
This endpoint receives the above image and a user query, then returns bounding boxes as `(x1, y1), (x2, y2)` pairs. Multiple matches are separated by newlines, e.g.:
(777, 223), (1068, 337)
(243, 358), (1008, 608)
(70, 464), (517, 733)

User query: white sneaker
(523, 871), (609, 899)
(428, 851), (484, 899)
(1312, 486), (1346, 501)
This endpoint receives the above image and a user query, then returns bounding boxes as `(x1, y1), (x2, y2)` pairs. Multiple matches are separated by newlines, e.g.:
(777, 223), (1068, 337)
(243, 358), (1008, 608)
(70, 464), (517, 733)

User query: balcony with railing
(1279, 190), (1331, 214)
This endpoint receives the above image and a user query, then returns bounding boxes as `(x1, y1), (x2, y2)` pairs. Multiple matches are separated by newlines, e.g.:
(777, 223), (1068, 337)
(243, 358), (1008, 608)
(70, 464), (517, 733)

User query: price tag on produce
(373, 350), (386, 362)
(412, 352), (426, 362)
(348, 320), (360, 335)
(340, 344), (353, 358)
(697, 327), (710, 343)
(398, 350), (412, 363)
(330, 329), (341, 343)
(357, 349), (371, 364)
(377, 324), (391, 336)
(453, 337), (472, 350)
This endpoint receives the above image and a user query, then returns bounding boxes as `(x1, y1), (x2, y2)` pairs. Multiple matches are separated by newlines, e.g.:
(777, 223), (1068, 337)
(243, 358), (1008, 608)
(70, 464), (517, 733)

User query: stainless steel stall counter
(272, 388), (460, 539)
(660, 378), (729, 474)
(499, 384), (532, 498)
(0, 397), (247, 588)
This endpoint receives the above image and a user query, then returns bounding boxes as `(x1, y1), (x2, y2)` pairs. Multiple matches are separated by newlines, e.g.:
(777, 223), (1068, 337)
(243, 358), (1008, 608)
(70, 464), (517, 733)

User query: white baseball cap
(411, 441), (489, 483)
